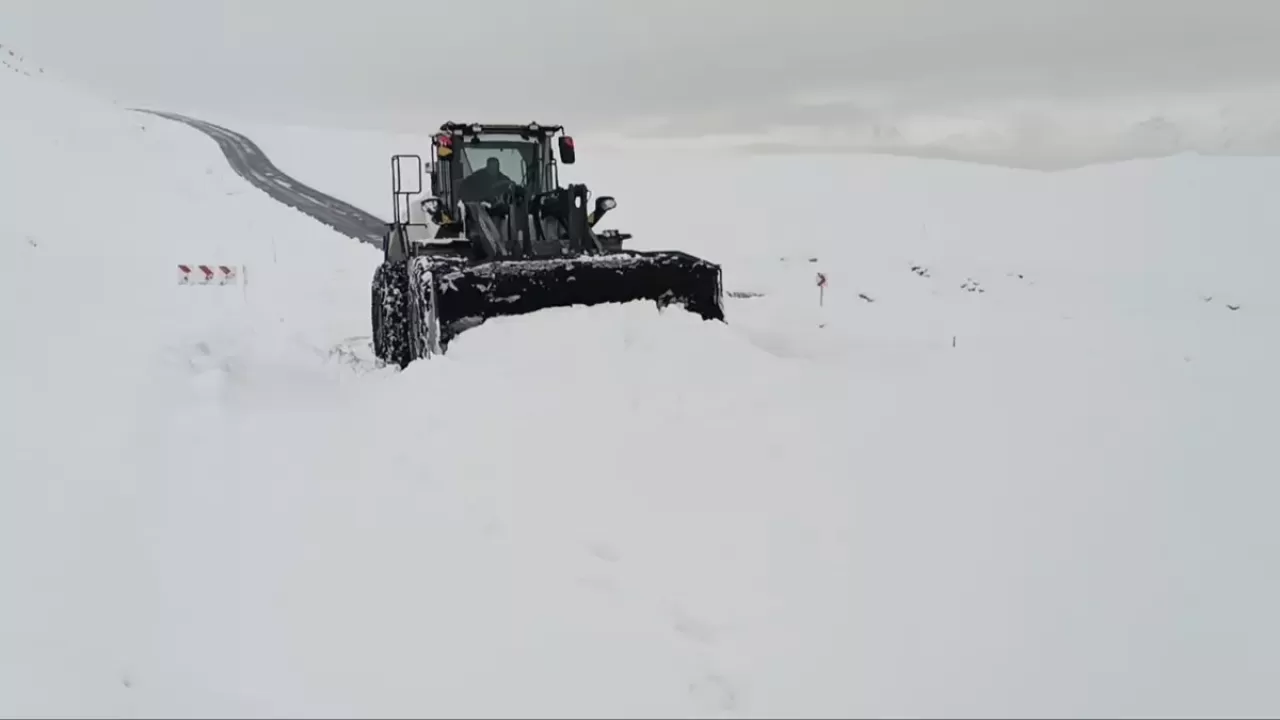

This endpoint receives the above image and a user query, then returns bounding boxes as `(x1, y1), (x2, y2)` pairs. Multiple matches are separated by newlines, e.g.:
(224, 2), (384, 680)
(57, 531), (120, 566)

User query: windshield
(460, 140), (536, 187)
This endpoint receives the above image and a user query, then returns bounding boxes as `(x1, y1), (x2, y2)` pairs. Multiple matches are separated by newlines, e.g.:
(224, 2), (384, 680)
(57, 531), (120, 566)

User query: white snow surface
(584, 85), (1280, 171)
(5, 50), (1280, 718)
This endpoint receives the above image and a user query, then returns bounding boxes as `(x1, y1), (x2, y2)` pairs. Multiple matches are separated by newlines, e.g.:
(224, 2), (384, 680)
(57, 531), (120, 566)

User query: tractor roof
(438, 121), (565, 139)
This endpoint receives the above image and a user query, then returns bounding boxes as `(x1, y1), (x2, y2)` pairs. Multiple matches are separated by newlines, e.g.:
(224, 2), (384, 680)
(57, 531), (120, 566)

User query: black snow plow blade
(409, 250), (725, 354)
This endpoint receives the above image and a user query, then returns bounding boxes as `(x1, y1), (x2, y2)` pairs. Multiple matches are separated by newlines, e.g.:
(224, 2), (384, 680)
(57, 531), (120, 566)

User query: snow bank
(0, 46), (379, 716)
(4, 44), (1280, 718)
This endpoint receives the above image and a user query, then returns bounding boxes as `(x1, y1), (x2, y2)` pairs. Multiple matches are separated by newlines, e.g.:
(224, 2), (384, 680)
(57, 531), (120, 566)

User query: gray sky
(4, 0), (1280, 136)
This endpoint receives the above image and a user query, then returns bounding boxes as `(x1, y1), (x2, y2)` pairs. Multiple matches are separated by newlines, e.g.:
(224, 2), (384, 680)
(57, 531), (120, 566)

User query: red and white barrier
(177, 264), (242, 286)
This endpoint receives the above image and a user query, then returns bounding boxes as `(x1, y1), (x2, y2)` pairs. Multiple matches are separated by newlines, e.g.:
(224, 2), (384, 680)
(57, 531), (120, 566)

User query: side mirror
(420, 197), (443, 222)
(558, 136), (576, 164)
(589, 195), (616, 226)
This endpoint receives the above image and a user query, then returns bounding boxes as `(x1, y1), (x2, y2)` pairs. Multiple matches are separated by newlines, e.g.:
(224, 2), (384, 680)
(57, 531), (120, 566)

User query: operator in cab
(458, 156), (516, 202)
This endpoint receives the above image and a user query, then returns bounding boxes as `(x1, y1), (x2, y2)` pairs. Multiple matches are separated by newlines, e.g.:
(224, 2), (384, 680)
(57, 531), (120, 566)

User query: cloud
(4, 0), (1280, 137)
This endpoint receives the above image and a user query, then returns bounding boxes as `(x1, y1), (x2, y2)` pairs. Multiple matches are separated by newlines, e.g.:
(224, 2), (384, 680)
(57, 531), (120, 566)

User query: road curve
(134, 109), (388, 246)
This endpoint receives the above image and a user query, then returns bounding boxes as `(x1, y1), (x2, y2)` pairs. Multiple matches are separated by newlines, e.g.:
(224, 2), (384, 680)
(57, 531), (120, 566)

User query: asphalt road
(135, 109), (388, 246)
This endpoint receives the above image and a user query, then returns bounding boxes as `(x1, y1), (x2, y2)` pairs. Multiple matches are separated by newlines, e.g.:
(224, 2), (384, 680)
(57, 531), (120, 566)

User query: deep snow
(4, 47), (1280, 718)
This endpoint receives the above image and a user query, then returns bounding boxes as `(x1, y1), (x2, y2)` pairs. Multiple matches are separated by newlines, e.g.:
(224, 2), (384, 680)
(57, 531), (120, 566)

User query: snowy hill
(5, 47), (1280, 718)
(578, 84), (1280, 171)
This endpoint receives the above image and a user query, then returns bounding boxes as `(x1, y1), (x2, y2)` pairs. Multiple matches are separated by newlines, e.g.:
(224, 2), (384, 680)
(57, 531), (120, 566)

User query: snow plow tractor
(370, 121), (725, 367)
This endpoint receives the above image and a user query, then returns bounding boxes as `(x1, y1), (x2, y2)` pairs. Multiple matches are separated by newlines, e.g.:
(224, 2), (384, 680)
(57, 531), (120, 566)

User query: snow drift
(4, 44), (1280, 718)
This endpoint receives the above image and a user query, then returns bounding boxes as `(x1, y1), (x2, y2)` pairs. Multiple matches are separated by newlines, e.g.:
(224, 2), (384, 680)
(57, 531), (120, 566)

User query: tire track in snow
(134, 109), (388, 246)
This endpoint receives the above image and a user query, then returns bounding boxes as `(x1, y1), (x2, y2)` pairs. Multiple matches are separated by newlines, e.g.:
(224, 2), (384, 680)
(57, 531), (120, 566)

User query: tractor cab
(389, 122), (623, 262)
(426, 122), (578, 229)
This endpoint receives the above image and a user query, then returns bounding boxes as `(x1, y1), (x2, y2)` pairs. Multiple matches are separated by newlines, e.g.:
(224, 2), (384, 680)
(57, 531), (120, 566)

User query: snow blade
(411, 250), (725, 351)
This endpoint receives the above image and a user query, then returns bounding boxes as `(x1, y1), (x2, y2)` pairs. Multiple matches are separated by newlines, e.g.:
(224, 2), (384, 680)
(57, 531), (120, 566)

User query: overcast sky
(4, 0), (1280, 135)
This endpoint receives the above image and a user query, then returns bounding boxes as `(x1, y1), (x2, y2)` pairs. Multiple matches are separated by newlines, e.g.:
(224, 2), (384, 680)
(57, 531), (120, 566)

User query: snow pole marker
(815, 271), (829, 329)
(176, 263), (249, 302)
(177, 264), (241, 286)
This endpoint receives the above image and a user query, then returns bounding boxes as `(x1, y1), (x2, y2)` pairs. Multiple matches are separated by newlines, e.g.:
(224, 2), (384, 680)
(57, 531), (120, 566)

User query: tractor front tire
(372, 261), (411, 368)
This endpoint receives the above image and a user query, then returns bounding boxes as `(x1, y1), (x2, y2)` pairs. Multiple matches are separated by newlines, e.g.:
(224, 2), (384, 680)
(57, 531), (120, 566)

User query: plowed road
(136, 109), (387, 246)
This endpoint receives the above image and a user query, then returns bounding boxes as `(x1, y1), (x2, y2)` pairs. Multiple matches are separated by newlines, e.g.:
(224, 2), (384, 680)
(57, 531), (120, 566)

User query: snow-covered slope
(0, 46), (381, 715)
(5, 47), (1280, 718)
(585, 85), (1280, 171)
